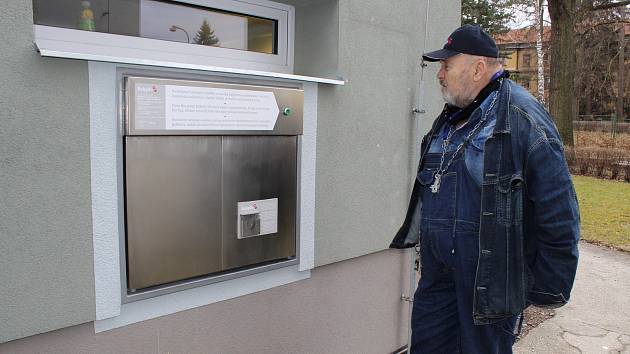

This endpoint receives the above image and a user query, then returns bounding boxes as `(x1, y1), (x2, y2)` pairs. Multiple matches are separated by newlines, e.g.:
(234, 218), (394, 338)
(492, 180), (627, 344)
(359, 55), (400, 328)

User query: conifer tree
(193, 19), (220, 46)
(461, 0), (514, 35)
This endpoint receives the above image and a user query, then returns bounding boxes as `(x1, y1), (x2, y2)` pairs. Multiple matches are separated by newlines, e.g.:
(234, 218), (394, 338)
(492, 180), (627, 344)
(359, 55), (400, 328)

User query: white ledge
(34, 25), (344, 85)
(37, 47), (344, 85)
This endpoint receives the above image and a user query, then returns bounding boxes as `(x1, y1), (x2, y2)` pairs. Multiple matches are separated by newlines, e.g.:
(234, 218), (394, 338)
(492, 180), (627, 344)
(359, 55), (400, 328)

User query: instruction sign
(134, 83), (280, 131)
(165, 85), (279, 130)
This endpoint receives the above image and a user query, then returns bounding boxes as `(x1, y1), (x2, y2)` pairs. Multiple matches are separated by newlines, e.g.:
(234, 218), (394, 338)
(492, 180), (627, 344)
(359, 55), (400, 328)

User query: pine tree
(193, 19), (220, 46)
(461, 0), (514, 35)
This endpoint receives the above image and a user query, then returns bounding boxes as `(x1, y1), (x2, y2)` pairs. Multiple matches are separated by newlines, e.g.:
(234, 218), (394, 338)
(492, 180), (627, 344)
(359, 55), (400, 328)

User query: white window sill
(94, 265), (310, 332)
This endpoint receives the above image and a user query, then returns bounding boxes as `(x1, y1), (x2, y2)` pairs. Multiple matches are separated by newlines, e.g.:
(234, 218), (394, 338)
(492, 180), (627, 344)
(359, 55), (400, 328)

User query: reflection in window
(33, 0), (277, 54)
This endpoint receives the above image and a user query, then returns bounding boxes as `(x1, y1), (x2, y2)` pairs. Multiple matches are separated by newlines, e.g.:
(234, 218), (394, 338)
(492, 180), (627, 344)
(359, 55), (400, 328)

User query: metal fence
(574, 114), (630, 138)
(569, 114), (630, 181)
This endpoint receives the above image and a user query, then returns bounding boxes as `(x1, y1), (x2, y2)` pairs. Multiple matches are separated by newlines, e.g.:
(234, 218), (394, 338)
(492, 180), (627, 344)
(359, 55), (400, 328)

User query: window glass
(522, 53), (532, 68)
(33, 0), (277, 54)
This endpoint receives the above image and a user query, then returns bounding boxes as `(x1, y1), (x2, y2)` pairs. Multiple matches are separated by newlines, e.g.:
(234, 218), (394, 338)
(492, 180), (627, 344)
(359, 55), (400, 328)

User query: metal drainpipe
(405, 0), (431, 351)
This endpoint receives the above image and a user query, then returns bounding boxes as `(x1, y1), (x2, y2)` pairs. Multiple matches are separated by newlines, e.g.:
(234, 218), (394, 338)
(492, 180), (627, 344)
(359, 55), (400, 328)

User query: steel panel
(221, 136), (297, 270)
(125, 136), (222, 290)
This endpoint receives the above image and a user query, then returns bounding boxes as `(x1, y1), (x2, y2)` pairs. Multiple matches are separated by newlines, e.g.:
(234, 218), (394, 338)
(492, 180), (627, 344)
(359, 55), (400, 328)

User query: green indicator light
(282, 107), (293, 116)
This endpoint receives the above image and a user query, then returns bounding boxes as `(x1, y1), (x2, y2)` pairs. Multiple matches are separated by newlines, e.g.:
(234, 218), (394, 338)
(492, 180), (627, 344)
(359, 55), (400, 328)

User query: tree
(462, 0), (515, 34)
(533, 0), (546, 105)
(494, 0), (550, 104)
(574, 7), (628, 119)
(547, 0), (630, 146)
(193, 19), (220, 46)
(548, 0), (578, 145)
(510, 0), (550, 104)
(463, 0), (549, 105)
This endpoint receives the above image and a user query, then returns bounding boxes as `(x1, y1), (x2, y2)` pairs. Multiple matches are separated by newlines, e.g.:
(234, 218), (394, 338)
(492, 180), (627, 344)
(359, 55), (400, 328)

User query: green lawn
(573, 175), (630, 252)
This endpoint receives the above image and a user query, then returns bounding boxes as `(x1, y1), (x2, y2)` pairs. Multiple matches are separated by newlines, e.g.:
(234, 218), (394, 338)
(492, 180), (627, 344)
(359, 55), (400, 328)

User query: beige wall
(503, 49), (519, 71)
(0, 249), (412, 354)
(501, 46), (544, 97)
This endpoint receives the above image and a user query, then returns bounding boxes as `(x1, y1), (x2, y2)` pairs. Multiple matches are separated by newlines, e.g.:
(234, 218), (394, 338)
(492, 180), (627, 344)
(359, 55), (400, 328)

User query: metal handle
(412, 108), (426, 114)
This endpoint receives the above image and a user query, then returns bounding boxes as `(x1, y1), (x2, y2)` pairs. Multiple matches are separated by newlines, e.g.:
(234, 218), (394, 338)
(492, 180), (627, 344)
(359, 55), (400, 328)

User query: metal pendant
(430, 173), (441, 193)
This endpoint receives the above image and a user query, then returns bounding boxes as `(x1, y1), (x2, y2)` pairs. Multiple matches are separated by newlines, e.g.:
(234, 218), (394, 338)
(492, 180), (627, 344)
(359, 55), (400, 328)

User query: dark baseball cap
(422, 24), (499, 62)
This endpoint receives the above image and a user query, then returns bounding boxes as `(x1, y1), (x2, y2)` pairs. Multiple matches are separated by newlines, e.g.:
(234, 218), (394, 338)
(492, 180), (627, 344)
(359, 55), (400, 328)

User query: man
(390, 24), (580, 353)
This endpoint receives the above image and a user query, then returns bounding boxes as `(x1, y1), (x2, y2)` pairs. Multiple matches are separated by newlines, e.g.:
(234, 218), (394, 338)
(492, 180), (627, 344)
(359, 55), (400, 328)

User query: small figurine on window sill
(78, 1), (95, 31)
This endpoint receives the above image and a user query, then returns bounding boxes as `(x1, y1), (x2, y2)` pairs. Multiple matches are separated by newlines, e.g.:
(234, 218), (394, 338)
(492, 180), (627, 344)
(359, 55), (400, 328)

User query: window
(33, 0), (277, 54)
(33, 0), (294, 73)
(522, 53), (532, 68)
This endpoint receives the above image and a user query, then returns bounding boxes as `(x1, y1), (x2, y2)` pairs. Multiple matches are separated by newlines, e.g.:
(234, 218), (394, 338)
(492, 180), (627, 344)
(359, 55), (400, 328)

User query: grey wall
(0, 0), (95, 344)
(291, 0), (339, 78)
(0, 249), (411, 353)
(289, 0), (461, 266)
(419, 1), (463, 135)
(0, 0), (460, 345)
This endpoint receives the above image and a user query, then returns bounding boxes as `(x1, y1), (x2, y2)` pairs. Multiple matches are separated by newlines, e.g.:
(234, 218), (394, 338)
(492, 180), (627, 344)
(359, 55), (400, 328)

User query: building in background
(495, 26), (550, 101)
(496, 23), (628, 121)
(0, 1), (459, 353)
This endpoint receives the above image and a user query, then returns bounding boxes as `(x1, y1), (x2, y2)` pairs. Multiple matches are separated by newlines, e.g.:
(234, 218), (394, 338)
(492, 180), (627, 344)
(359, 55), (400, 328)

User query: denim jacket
(390, 79), (580, 324)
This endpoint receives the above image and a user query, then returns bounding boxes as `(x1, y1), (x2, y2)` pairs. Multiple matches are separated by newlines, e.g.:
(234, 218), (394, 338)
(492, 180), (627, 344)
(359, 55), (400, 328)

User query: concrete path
(515, 242), (630, 354)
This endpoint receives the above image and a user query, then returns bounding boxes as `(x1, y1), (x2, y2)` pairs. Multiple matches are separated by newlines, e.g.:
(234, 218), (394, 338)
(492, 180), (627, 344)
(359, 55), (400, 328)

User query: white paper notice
(237, 198), (278, 239)
(164, 85), (279, 130)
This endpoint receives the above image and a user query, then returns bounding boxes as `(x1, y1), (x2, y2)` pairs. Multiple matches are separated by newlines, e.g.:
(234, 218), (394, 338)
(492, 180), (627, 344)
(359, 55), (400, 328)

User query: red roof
(494, 27), (551, 45)
(496, 23), (630, 45)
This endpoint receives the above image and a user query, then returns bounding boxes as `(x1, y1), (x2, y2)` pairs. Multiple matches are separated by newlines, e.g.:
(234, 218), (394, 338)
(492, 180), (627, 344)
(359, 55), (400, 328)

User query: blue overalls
(410, 91), (518, 353)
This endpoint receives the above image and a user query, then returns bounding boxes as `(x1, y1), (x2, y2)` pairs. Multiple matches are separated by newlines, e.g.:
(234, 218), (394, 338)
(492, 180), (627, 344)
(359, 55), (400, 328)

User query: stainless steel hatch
(221, 136), (297, 270)
(123, 76), (302, 293)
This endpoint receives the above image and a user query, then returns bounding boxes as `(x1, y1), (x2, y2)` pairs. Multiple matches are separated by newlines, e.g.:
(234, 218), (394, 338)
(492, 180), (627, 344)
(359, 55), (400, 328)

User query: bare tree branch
(576, 20), (630, 35)
(588, 0), (630, 11)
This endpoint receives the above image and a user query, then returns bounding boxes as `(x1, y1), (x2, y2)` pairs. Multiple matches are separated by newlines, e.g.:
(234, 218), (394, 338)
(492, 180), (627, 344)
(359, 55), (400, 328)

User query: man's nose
(437, 69), (445, 81)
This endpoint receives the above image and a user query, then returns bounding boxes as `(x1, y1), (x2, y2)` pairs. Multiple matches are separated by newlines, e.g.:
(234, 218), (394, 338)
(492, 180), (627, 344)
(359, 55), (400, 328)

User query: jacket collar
(431, 72), (511, 137)
(492, 78), (513, 134)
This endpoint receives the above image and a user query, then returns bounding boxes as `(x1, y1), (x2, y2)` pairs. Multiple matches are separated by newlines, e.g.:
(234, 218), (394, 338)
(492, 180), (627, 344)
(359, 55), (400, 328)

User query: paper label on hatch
(237, 198), (278, 239)
(164, 85), (279, 130)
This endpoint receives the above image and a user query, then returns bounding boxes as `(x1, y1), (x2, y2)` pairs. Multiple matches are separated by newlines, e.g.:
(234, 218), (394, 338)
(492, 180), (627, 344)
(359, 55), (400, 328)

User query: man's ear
(473, 59), (486, 82)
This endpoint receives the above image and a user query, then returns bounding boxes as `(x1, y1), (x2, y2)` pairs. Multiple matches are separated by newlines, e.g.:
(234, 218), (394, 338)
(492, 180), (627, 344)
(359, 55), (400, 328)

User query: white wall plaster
(299, 81), (317, 271)
(89, 61), (317, 325)
(89, 61), (122, 320)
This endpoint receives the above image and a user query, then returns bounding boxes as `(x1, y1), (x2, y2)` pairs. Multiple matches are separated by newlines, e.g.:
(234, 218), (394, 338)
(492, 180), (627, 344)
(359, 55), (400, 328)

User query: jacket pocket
(496, 174), (523, 225)
(416, 168), (435, 186)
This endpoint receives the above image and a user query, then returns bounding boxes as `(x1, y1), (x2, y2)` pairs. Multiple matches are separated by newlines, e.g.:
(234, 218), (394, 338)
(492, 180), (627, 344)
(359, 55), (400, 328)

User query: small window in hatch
(32, 0), (278, 55)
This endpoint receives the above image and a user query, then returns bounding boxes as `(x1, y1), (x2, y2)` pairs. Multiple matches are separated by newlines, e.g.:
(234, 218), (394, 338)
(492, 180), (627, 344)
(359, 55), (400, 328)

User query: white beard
(441, 84), (476, 108)
(441, 86), (458, 107)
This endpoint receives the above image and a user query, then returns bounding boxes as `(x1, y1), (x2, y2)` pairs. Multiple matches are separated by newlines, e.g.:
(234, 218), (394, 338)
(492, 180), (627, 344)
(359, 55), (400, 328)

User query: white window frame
(90, 62), (319, 332)
(34, 0), (295, 74)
